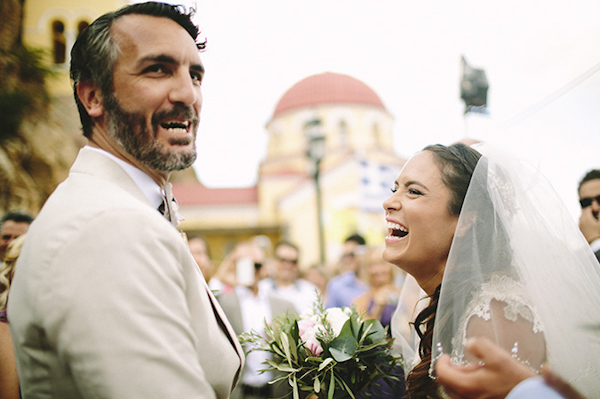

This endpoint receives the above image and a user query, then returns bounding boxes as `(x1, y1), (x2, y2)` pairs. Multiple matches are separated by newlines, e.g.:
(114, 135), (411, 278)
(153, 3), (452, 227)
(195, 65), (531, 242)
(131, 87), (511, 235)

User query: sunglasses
(579, 195), (600, 208)
(276, 256), (298, 264)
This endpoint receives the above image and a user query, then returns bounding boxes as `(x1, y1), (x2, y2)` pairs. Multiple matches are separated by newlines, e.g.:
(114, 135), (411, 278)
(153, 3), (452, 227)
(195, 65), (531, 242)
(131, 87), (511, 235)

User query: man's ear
(76, 80), (105, 118)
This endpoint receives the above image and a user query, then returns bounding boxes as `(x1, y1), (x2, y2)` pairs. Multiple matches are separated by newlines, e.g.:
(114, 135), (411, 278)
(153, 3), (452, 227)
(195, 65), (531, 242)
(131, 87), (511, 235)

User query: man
(258, 241), (318, 314)
(325, 233), (368, 308)
(578, 169), (600, 262)
(435, 338), (586, 399)
(8, 3), (243, 398)
(0, 210), (33, 262)
(216, 241), (295, 399)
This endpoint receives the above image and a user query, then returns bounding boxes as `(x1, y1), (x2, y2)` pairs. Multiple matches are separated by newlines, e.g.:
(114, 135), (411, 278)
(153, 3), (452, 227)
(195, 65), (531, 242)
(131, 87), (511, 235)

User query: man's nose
(168, 72), (199, 106)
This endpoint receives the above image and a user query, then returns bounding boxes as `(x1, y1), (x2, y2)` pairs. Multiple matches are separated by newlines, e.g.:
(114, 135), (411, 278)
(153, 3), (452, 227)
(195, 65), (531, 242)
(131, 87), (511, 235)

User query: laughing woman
(384, 143), (600, 398)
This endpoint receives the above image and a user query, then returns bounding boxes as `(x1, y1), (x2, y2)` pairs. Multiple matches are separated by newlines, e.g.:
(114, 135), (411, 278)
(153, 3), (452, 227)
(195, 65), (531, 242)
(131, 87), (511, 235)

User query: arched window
(77, 20), (89, 37)
(52, 20), (66, 64)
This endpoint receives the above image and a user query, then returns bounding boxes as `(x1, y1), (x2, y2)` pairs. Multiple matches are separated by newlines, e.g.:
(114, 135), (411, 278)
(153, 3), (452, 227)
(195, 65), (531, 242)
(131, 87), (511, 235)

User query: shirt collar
(84, 145), (163, 209)
(590, 237), (600, 253)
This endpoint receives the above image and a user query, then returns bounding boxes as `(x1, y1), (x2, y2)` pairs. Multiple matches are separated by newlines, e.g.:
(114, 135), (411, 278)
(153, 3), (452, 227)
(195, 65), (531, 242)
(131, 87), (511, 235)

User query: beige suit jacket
(8, 148), (244, 398)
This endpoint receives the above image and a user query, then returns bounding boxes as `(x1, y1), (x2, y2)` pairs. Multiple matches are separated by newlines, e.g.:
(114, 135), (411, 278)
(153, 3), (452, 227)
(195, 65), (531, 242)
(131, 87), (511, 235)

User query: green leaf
(318, 357), (335, 371)
(328, 370), (335, 399)
(281, 332), (293, 366)
(314, 376), (321, 393)
(290, 375), (299, 399)
(329, 331), (358, 362)
(361, 319), (386, 343)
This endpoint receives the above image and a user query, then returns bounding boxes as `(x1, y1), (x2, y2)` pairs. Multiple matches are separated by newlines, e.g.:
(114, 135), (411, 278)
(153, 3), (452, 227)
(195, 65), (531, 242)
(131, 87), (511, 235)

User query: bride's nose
(383, 192), (400, 212)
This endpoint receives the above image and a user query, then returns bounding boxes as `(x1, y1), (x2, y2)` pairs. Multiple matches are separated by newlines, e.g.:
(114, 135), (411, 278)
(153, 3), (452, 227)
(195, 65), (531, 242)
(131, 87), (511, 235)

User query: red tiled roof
(172, 183), (258, 206)
(272, 72), (386, 118)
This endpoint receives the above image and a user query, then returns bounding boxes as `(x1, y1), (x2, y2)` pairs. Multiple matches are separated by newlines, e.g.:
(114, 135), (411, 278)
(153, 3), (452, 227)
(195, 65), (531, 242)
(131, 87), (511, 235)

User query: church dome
(272, 72), (386, 118)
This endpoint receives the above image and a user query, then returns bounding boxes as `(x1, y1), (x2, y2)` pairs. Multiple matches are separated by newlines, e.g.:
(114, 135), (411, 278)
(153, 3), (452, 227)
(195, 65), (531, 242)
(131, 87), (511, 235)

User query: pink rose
(298, 319), (315, 338)
(298, 320), (323, 356)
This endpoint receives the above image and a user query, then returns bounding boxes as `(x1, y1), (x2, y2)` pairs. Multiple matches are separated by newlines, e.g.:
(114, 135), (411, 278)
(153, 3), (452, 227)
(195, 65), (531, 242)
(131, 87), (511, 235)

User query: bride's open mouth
(386, 221), (408, 239)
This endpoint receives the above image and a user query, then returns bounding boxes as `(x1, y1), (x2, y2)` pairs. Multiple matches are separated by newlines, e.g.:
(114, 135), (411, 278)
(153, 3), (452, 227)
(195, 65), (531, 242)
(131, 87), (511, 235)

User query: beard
(103, 92), (199, 171)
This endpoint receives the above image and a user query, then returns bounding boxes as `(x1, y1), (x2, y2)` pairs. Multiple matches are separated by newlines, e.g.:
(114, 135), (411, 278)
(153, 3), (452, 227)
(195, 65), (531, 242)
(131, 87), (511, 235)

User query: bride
(384, 143), (600, 398)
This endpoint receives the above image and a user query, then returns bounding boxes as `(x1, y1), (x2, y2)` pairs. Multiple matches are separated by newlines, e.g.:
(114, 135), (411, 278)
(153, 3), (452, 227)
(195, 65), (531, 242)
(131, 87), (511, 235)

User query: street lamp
(305, 118), (326, 264)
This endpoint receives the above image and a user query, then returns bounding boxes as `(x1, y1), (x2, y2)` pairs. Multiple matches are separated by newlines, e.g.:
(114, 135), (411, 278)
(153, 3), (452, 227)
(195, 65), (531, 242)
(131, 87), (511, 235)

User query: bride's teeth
(386, 221), (405, 231)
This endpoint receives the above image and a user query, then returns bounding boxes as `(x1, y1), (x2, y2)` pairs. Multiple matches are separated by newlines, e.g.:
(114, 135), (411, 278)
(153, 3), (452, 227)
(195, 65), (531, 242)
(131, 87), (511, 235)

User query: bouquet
(239, 299), (402, 399)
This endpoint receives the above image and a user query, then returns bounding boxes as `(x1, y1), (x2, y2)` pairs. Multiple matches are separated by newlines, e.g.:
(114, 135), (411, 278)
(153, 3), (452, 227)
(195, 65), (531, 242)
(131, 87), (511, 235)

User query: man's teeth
(161, 121), (190, 133)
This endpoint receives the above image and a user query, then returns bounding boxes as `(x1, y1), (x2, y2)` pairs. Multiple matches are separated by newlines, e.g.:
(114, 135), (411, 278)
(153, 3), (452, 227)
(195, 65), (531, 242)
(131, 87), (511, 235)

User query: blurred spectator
(353, 248), (401, 333)
(0, 210), (33, 262)
(217, 241), (295, 399)
(325, 233), (368, 308)
(188, 235), (214, 282)
(210, 240), (268, 295)
(578, 169), (600, 262)
(0, 234), (27, 399)
(258, 241), (318, 314)
(303, 263), (329, 303)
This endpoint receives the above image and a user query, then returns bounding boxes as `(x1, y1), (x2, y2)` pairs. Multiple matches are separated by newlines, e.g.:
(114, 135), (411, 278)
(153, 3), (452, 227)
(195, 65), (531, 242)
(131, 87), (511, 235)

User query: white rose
(325, 307), (350, 336)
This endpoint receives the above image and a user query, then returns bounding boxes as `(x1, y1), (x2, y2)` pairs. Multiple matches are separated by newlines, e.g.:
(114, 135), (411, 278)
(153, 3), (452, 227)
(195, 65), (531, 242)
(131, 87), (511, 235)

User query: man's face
(275, 245), (300, 284)
(0, 221), (29, 261)
(579, 178), (600, 220)
(104, 14), (204, 172)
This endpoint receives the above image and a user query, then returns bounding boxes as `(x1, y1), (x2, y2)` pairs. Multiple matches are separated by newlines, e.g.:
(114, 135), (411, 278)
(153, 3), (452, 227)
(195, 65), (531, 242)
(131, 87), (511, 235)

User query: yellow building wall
(22, 0), (128, 96)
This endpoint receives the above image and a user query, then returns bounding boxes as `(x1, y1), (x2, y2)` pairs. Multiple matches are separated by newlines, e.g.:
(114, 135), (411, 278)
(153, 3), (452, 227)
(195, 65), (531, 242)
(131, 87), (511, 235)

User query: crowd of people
(1, 2), (599, 399)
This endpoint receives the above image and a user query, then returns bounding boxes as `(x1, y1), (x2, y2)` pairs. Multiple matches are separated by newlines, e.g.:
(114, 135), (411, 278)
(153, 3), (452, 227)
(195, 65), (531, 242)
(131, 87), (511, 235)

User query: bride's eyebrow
(405, 180), (428, 190)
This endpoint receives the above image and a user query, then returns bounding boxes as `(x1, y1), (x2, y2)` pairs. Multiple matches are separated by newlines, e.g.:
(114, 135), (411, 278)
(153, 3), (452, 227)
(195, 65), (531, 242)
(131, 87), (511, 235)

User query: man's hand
(435, 337), (535, 399)
(579, 206), (600, 244)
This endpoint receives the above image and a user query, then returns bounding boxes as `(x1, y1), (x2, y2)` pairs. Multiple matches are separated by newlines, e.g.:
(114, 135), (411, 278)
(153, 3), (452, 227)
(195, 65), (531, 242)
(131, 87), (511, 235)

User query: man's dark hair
(344, 233), (366, 246)
(578, 169), (600, 193)
(0, 211), (34, 229)
(70, 1), (205, 138)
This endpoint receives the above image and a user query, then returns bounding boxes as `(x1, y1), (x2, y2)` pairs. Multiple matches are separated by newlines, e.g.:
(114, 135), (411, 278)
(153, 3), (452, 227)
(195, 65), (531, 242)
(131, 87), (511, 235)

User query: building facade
(176, 72), (406, 267)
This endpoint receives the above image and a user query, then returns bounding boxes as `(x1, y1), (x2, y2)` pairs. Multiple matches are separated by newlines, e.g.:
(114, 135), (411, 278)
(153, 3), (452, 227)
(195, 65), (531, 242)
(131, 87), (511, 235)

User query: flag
(360, 160), (402, 212)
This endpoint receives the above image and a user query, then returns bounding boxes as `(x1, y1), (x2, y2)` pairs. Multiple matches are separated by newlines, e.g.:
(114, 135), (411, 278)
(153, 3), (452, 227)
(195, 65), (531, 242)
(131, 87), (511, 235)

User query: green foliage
(0, 46), (54, 141)
(239, 301), (403, 399)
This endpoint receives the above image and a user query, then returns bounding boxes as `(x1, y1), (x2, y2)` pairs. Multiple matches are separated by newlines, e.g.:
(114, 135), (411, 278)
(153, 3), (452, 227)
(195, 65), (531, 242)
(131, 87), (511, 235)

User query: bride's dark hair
(406, 143), (482, 399)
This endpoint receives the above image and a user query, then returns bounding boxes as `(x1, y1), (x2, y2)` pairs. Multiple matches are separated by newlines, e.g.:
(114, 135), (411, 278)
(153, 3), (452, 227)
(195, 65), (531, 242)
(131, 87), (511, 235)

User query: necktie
(159, 182), (184, 227)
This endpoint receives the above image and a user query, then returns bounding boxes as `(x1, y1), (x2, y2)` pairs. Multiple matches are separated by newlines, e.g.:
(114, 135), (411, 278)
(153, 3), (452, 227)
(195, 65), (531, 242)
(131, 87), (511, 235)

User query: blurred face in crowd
(0, 221), (30, 262)
(188, 237), (212, 279)
(275, 244), (300, 286)
(368, 260), (394, 289)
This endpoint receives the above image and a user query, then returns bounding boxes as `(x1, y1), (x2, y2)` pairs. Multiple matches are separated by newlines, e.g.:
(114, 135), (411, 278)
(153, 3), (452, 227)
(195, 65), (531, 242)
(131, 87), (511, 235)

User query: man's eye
(191, 72), (203, 84)
(390, 188), (398, 194)
(408, 188), (423, 195)
(145, 65), (166, 74)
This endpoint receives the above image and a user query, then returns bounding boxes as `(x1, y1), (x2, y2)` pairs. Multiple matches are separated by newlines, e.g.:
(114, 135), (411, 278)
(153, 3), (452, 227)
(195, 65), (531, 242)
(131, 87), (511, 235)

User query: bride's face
(382, 150), (458, 294)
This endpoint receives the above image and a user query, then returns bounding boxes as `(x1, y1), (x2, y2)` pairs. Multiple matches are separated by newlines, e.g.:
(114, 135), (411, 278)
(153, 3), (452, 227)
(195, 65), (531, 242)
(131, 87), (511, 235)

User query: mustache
(151, 104), (199, 129)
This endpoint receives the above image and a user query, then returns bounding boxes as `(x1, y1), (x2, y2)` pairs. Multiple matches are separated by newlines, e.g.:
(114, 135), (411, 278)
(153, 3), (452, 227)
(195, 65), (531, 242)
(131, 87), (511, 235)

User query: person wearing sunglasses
(258, 241), (319, 314)
(578, 169), (600, 262)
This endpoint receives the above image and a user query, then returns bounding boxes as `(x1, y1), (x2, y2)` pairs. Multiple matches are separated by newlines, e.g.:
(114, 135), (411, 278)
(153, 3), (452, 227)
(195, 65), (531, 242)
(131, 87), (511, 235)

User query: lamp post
(305, 119), (326, 264)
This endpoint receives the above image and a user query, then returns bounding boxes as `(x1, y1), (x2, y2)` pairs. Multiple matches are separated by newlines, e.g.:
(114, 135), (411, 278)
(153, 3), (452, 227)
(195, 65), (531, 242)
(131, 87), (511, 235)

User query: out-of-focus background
(2, 0), (599, 268)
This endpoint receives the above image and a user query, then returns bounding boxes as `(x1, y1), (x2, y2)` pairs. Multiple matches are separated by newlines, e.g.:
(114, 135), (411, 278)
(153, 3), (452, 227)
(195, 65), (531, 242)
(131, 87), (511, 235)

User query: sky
(147, 0), (600, 220)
